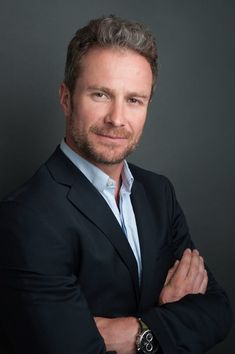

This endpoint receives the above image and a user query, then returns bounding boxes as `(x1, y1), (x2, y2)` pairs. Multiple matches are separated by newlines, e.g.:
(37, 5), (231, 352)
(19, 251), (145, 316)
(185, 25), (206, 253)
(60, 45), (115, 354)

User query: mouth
(95, 132), (128, 144)
(95, 133), (128, 141)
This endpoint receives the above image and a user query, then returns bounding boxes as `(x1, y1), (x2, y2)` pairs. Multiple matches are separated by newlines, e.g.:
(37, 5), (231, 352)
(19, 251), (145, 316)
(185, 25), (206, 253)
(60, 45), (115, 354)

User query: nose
(104, 99), (126, 127)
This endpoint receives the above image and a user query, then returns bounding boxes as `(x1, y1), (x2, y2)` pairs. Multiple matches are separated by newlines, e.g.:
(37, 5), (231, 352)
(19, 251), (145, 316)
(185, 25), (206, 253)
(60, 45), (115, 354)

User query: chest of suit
(42, 172), (175, 317)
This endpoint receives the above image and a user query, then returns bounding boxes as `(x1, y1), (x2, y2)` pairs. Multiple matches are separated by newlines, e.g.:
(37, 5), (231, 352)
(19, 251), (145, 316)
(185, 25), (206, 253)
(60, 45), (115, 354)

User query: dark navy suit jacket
(0, 147), (232, 353)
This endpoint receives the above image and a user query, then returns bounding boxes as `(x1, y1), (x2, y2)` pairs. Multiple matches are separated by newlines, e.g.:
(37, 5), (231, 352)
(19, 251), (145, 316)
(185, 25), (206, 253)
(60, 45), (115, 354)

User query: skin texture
(159, 248), (208, 305)
(94, 316), (139, 354)
(60, 47), (152, 192)
(60, 47), (208, 354)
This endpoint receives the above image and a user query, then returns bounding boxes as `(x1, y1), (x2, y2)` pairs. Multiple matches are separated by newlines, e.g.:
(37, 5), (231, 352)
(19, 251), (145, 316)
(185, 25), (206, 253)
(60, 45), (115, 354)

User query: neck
(92, 161), (123, 202)
(93, 161), (123, 184)
(65, 138), (124, 201)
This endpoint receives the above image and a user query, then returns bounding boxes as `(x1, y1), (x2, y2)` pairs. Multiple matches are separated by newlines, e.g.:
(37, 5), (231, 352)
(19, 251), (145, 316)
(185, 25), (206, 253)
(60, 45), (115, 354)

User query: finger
(172, 248), (192, 283)
(192, 256), (206, 293)
(198, 270), (208, 294)
(94, 317), (101, 325)
(164, 260), (179, 286)
(187, 249), (200, 277)
(186, 249), (201, 285)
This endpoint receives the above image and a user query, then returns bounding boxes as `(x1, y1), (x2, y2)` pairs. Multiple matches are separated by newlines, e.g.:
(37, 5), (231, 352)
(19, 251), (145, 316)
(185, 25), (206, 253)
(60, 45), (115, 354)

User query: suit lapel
(46, 147), (140, 301)
(131, 180), (160, 307)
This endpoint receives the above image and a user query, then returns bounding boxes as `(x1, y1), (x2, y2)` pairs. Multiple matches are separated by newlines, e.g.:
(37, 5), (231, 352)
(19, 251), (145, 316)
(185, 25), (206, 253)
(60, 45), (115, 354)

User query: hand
(159, 248), (208, 305)
(94, 316), (139, 354)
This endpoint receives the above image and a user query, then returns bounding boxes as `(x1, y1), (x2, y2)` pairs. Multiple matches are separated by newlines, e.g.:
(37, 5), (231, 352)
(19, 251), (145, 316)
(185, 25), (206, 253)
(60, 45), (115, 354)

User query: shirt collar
(60, 139), (134, 194)
(121, 161), (134, 194)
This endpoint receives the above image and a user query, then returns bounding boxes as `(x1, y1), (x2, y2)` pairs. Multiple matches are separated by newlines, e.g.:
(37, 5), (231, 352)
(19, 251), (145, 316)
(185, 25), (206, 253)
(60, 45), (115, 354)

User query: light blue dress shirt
(60, 139), (142, 281)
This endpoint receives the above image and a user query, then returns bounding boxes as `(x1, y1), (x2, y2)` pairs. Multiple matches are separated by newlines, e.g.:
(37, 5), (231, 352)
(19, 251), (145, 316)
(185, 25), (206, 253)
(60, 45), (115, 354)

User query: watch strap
(138, 318), (149, 332)
(136, 318), (159, 353)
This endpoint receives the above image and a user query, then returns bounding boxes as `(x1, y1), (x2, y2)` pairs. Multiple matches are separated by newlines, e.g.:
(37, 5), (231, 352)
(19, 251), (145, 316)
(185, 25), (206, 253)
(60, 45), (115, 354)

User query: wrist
(136, 318), (159, 353)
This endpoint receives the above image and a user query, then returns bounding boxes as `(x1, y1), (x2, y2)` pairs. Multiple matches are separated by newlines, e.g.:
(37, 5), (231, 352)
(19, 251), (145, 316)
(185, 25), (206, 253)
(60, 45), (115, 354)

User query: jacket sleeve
(0, 201), (111, 354)
(139, 178), (233, 354)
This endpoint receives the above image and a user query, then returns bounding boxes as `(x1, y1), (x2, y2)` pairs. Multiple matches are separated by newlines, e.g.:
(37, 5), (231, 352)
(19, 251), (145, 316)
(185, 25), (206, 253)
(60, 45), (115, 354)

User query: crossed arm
(94, 248), (208, 354)
(0, 190), (232, 353)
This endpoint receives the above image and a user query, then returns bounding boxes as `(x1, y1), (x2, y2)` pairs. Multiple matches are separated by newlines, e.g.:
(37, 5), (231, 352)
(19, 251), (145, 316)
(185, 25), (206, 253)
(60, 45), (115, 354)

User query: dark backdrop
(0, 1), (234, 353)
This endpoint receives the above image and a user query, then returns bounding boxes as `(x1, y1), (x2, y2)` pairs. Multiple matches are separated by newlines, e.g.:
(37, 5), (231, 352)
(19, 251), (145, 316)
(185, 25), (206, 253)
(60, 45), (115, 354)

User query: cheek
(70, 108), (90, 131)
(73, 102), (106, 127)
(131, 115), (147, 136)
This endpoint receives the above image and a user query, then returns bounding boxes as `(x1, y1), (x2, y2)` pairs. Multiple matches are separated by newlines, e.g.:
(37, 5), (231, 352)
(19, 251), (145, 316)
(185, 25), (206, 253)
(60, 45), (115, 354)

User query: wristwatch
(136, 318), (159, 353)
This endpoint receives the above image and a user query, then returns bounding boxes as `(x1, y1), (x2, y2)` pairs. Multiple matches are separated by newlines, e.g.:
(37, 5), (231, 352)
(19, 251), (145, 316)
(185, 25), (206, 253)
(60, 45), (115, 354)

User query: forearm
(140, 288), (232, 354)
(94, 316), (139, 354)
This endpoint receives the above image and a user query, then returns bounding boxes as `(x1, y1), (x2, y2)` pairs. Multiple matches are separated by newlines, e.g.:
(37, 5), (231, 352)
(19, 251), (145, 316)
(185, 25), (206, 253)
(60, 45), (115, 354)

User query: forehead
(77, 47), (153, 94)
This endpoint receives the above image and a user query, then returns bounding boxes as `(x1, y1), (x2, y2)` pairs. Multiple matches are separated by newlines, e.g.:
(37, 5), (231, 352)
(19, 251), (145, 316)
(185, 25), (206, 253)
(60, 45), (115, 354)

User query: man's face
(60, 47), (153, 166)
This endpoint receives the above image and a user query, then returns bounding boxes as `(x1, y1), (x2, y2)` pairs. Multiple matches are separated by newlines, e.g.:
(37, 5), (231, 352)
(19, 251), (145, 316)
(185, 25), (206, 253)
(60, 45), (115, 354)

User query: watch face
(140, 330), (159, 353)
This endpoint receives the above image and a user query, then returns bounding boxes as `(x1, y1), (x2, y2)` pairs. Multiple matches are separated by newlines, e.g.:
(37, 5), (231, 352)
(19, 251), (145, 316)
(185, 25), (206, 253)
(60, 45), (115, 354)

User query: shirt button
(107, 179), (115, 187)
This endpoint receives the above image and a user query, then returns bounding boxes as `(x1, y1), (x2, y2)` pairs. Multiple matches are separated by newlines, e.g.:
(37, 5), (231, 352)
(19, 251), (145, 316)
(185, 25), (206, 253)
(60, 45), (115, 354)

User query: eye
(94, 92), (105, 98)
(91, 92), (109, 101)
(128, 97), (143, 105)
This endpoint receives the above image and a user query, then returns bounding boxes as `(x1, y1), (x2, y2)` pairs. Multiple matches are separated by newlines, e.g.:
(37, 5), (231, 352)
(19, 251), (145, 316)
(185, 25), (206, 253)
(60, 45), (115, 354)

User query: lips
(97, 134), (127, 139)
(90, 126), (132, 139)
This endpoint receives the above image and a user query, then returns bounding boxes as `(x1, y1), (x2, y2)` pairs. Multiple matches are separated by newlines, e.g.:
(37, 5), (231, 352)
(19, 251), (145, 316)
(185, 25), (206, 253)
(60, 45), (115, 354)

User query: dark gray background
(0, 0), (234, 353)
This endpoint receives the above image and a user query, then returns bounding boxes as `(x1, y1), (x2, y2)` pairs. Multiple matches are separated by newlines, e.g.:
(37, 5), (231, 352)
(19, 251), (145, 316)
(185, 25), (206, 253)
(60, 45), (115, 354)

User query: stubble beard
(69, 120), (142, 165)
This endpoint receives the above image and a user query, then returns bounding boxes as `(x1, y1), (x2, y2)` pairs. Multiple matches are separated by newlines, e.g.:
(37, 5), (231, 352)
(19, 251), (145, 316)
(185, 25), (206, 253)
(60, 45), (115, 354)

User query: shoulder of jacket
(128, 162), (171, 186)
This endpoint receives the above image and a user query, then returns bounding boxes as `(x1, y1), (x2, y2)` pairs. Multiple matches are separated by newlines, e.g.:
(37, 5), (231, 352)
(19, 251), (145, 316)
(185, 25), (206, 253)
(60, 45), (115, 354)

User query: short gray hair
(64, 15), (158, 96)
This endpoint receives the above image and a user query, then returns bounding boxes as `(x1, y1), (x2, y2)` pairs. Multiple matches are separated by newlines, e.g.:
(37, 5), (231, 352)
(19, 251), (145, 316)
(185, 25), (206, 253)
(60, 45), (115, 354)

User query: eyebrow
(86, 85), (150, 101)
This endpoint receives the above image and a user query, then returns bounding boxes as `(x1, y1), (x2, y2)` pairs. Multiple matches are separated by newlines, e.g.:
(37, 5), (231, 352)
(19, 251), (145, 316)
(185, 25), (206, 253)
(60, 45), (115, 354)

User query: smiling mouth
(97, 133), (127, 140)
(90, 126), (131, 140)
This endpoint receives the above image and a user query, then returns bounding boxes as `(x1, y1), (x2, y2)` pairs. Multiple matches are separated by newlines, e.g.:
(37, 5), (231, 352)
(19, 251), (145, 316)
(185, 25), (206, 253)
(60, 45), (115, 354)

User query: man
(0, 15), (232, 354)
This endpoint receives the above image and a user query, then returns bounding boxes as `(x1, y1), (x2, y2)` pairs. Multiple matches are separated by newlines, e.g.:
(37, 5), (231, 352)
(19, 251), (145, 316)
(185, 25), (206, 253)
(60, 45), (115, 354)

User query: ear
(59, 82), (72, 117)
